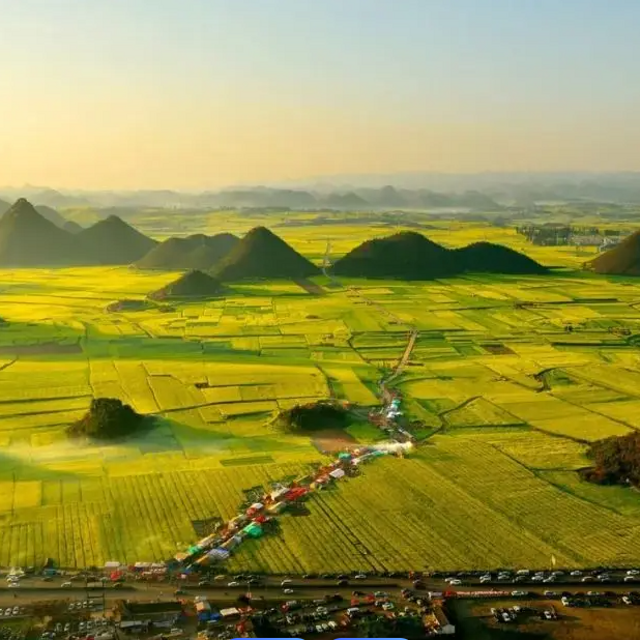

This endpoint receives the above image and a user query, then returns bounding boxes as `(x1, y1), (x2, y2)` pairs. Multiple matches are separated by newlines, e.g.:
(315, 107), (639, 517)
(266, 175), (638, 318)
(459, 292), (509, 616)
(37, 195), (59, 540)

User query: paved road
(1, 573), (637, 606)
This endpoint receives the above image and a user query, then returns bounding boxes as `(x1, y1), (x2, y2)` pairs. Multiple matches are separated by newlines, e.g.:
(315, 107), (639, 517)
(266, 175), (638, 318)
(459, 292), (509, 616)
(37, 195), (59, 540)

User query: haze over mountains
(5, 172), (640, 209)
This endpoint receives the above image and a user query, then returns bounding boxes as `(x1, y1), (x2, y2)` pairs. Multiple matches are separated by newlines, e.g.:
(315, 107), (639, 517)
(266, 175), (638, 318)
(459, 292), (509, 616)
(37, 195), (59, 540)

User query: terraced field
(2, 216), (640, 569)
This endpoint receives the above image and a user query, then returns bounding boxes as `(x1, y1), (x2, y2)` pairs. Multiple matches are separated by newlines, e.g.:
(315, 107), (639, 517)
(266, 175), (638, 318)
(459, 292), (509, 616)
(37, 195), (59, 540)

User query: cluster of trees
(581, 431), (640, 487)
(67, 398), (147, 439)
(516, 224), (623, 246)
(357, 614), (425, 638)
(273, 401), (351, 433)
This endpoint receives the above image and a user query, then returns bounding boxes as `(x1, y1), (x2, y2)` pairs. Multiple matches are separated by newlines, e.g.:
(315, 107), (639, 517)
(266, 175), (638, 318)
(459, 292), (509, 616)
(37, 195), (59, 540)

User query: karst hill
(0, 198), (87, 266)
(148, 269), (226, 300)
(136, 232), (239, 270)
(587, 231), (640, 276)
(76, 215), (157, 264)
(331, 231), (547, 279)
(212, 226), (321, 280)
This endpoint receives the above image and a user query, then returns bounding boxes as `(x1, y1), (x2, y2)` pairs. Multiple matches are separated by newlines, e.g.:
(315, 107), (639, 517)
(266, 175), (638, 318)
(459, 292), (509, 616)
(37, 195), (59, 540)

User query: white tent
(329, 468), (345, 479)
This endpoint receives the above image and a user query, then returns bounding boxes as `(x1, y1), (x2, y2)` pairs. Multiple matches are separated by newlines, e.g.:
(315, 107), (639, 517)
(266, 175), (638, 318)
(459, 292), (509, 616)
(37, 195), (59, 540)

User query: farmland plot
(4, 229), (640, 570)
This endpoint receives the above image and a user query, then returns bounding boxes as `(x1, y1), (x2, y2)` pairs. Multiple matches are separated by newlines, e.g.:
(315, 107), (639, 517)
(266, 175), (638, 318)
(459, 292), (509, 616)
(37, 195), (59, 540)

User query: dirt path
(322, 239), (418, 402)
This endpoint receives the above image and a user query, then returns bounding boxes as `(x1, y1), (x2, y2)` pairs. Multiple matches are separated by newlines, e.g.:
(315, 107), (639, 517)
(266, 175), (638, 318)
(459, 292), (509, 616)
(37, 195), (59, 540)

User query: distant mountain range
(0, 199), (154, 267)
(0, 198), (551, 280)
(4, 173), (640, 209)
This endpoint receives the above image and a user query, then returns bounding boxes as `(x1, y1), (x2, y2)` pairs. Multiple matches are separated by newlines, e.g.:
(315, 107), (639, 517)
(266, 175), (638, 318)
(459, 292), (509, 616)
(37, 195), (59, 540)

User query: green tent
(242, 523), (263, 538)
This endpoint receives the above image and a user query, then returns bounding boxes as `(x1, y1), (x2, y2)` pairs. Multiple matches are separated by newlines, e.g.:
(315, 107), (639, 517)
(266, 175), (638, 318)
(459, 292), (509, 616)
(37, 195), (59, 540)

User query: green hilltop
(136, 232), (238, 270)
(212, 226), (321, 280)
(332, 231), (547, 279)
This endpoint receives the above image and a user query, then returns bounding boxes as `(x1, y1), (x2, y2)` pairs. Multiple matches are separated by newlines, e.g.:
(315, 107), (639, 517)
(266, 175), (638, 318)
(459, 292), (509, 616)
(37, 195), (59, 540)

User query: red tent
(284, 487), (308, 501)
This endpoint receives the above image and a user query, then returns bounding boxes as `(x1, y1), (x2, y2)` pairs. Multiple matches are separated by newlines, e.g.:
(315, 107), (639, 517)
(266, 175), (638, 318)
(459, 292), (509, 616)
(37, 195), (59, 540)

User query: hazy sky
(1, 0), (639, 189)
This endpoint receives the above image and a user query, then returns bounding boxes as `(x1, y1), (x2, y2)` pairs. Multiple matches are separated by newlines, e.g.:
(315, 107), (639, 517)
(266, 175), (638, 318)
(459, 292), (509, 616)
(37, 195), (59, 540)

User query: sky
(1, 0), (639, 189)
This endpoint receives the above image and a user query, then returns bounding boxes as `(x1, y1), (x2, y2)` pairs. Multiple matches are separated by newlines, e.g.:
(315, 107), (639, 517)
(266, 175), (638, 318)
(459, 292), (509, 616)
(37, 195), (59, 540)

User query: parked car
(283, 588), (294, 595)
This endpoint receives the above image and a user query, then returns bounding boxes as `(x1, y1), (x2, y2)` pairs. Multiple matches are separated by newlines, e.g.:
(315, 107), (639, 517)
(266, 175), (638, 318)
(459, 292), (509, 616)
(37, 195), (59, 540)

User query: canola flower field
(2, 214), (640, 571)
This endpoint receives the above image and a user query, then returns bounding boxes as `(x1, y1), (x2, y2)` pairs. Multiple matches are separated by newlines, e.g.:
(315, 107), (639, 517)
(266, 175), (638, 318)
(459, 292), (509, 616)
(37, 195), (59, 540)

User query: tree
(273, 401), (350, 433)
(67, 397), (146, 439)
(581, 431), (640, 487)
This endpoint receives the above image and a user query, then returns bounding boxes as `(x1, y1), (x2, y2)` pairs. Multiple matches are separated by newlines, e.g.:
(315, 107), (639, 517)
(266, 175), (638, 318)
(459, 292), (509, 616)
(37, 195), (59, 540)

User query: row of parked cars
(67, 601), (98, 612)
(468, 568), (640, 585)
(560, 590), (640, 608)
(0, 608), (22, 618)
(51, 618), (111, 635)
(491, 605), (557, 623)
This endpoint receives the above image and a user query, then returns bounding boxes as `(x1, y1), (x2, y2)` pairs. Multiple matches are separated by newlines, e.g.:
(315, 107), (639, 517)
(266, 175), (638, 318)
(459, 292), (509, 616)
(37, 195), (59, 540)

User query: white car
(227, 581), (240, 587)
(447, 579), (462, 586)
(283, 588), (294, 595)
(480, 577), (492, 584)
(511, 590), (527, 597)
(280, 579), (293, 586)
(61, 581), (73, 588)
(624, 576), (637, 582)
(627, 569), (639, 576)
(622, 596), (632, 605)
(382, 602), (395, 610)
(570, 570), (582, 576)
(7, 583), (19, 589)
(531, 575), (545, 582)
(354, 574), (367, 579)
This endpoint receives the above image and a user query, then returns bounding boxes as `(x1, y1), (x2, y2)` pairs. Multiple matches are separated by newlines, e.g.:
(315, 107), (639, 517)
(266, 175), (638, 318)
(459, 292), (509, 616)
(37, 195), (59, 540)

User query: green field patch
(218, 401), (278, 417)
(461, 429), (589, 470)
(446, 398), (522, 428)
(220, 455), (276, 466)
(320, 366), (379, 405)
(0, 396), (91, 418)
(345, 421), (386, 442)
(201, 386), (243, 403)
(541, 470), (640, 518)
(531, 412), (632, 441)
(552, 384), (628, 405)
(585, 399), (640, 429)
